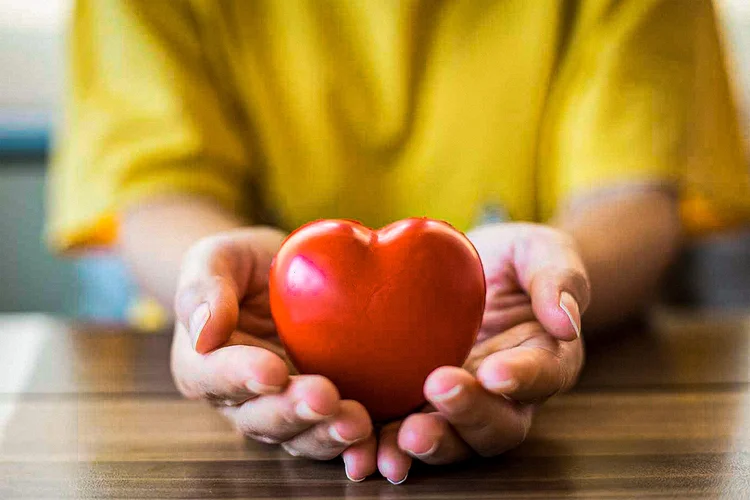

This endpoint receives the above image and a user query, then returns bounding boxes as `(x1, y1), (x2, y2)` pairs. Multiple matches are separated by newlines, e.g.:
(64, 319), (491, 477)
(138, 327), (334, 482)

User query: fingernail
(388, 472), (408, 485)
(344, 458), (366, 483)
(559, 291), (581, 338)
(245, 379), (283, 395)
(189, 302), (211, 350)
(295, 400), (330, 421)
(430, 384), (463, 403)
(407, 441), (438, 459)
(281, 442), (301, 457)
(329, 425), (356, 445)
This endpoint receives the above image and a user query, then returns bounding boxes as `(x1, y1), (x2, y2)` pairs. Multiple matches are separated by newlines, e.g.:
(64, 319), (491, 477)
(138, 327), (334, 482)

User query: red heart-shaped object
(269, 218), (486, 421)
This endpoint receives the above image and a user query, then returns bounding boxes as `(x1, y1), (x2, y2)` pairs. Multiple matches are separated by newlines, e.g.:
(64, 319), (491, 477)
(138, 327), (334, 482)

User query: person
(48, 0), (749, 484)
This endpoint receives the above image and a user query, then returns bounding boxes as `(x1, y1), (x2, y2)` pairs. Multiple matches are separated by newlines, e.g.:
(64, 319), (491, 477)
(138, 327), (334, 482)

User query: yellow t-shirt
(49, 0), (750, 252)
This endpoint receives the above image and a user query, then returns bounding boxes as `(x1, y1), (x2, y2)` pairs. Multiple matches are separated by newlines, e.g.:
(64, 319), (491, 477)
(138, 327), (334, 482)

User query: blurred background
(0, 0), (749, 322)
(0, 0), (135, 322)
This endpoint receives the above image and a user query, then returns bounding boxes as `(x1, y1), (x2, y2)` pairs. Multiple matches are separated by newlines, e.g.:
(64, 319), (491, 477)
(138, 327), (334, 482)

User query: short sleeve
(539, 0), (750, 233)
(47, 0), (253, 253)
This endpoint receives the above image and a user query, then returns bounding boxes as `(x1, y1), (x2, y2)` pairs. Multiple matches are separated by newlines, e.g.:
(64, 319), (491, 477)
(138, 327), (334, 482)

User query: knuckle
(282, 430), (347, 461)
(450, 403), (491, 432)
(474, 425), (515, 457)
(561, 351), (584, 393)
(177, 275), (226, 304)
(176, 235), (240, 300)
(341, 400), (370, 423)
(314, 434), (347, 459)
(478, 409), (533, 458)
(275, 403), (303, 430)
(527, 344), (566, 399)
(186, 234), (229, 262)
(234, 417), (266, 441)
(550, 356), (568, 397)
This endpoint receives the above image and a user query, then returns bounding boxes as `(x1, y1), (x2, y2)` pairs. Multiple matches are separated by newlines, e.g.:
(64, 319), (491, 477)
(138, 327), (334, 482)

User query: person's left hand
(345, 223), (590, 483)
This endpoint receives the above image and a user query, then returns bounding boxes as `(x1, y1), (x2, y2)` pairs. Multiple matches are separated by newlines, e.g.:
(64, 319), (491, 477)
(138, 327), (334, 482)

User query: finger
(476, 328), (583, 402)
(171, 325), (289, 405)
(464, 318), (543, 374)
(281, 400), (373, 461)
(342, 434), (377, 482)
(223, 375), (340, 444)
(397, 412), (472, 465)
(469, 224), (590, 341)
(515, 229), (590, 341)
(174, 228), (283, 353)
(423, 366), (534, 457)
(377, 422), (411, 485)
(220, 329), (289, 361)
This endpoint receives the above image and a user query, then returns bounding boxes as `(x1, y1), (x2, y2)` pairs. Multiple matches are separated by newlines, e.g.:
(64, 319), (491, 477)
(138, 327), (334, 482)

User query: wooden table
(0, 311), (748, 499)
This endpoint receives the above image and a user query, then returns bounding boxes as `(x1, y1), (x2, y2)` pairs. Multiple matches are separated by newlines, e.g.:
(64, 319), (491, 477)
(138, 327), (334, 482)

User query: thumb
(174, 228), (284, 354)
(514, 228), (591, 340)
(512, 226), (591, 341)
(527, 268), (589, 341)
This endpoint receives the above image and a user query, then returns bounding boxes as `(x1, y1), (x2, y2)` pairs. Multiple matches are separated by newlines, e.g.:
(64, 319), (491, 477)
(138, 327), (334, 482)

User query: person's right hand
(170, 228), (376, 481)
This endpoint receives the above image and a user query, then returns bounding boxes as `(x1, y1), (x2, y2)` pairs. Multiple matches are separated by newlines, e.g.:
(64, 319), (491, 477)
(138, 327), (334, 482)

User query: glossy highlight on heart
(269, 218), (486, 421)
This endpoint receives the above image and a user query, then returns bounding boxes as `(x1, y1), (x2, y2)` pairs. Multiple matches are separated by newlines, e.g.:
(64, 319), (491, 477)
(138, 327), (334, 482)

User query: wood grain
(0, 391), (747, 462)
(0, 311), (748, 498)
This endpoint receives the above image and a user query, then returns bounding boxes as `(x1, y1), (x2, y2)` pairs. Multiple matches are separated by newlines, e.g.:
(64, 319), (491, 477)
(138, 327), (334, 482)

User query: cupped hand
(170, 228), (376, 480)
(375, 223), (590, 483)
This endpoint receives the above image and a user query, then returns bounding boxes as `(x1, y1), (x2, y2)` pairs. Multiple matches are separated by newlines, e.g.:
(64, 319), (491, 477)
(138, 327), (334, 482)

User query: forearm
(120, 196), (246, 308)
(554, 190), (681, 330)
